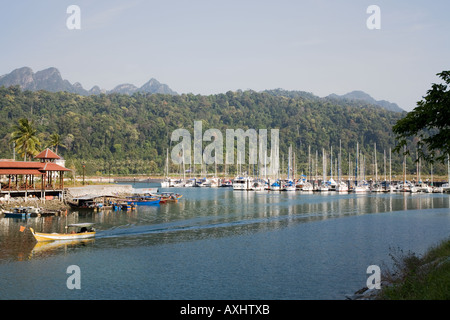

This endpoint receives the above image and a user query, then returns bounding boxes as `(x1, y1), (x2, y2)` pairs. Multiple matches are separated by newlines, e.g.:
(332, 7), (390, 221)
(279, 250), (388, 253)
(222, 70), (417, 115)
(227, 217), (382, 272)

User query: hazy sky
(1, 0), (449, 111)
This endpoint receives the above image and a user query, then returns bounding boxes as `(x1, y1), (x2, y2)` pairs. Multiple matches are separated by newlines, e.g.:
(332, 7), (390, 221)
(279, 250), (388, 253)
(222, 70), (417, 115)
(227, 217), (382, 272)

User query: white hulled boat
(233, 176), (253, 190)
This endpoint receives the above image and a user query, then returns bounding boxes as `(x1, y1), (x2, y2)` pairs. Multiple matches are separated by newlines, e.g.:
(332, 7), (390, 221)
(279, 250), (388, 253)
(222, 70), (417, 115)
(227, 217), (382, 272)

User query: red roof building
(35, 148), (61, 161)
(0, 149), (71, 197)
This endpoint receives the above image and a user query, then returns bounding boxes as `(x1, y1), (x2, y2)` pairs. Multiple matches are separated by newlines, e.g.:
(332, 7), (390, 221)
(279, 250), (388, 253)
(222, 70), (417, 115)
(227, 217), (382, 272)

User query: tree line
(0, 85), (447, 177)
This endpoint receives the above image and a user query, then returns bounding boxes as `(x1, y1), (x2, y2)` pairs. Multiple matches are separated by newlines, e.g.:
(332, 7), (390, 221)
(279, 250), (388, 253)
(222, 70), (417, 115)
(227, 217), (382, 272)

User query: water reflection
(0, 190), (449, 262)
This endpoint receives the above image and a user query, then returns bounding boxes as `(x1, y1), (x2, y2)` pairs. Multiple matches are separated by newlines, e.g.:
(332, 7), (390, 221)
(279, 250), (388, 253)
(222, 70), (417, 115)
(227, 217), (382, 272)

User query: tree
(393, 71), (450, 163)
(48, 133), (66, 154)
(11, 118), (41, 161)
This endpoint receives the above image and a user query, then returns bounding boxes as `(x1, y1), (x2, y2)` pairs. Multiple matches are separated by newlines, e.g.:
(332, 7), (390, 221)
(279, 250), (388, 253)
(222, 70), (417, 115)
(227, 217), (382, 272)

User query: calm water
(0, 185), (449, 300)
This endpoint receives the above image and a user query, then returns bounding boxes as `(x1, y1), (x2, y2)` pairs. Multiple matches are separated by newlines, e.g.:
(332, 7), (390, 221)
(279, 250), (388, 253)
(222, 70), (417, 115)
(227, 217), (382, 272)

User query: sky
(0, 0), (449, 111)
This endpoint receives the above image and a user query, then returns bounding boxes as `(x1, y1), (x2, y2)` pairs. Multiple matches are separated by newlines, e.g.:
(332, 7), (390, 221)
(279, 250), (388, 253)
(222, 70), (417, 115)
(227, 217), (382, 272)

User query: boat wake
(96, 220), (250, 239)
(94, 211), (324, 240)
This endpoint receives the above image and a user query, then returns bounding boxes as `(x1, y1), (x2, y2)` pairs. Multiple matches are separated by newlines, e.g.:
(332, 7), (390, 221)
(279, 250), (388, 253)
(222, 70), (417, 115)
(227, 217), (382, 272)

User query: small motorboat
(4, 206), (41, 218)
(126, 195), (160, 205)
(153, 192), (182, 203)
(29, 223), (96, 242)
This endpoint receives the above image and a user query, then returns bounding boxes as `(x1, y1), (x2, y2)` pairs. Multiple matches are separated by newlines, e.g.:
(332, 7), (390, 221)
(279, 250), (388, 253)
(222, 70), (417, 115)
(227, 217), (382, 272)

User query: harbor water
(0, 184), (449, 300)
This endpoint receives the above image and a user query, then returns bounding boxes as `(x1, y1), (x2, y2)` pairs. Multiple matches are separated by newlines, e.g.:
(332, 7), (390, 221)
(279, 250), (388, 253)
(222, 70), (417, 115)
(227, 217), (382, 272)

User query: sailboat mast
(166, 149), (169, 178)
(389, 148), (392, 185)
(315, 150), (318, 183)
(182, 144), (185, 181)
(293, 151), (296, 181)
(403, 145), (406, 185)
(383, 149), (387, 191)
(374, 143), (377, 184)
(355, 142), (359, 185)
(416, 148), (419, 183)
(287, 145), (291, 180)
(330, 146), (333, 180)
(322, 148), (326, 183)
(448, 153), (450, 185)
(308, 145), (311, 183)
(339, 140), (341, 183)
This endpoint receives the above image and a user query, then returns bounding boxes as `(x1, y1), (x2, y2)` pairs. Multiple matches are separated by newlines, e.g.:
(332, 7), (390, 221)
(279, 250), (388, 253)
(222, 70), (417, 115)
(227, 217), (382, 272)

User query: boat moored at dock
(126, 194), (161, 205)
(233, 176), (253, 190)
(4, 206), (41, 218)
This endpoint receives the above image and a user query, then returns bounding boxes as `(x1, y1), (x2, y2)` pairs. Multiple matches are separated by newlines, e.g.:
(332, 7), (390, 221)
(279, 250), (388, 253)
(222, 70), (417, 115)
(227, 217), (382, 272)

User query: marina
(153, 175), (450, 194)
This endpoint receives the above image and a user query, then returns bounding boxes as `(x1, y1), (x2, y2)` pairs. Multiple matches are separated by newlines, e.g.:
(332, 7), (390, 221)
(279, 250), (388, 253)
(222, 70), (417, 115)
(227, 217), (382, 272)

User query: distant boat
(126, 195), (160, 205)
(220, 179), (233, 188)
(371, 183), (384, 193)
(353, 184), (370, 193)
(171, 179), (185, 187)
(160, 178), (170, 188)
(184, 179), (196, 187)
(296, 178), (313, 191)
(252, 179), (266, 191)
(301, 182), (314, 191)
(4, 206), (41, 218)
(282, 180), (296, 191)
(442, 183), (450, 193)
(29, 223), (96, 242)
(154, 192), (182, 203)
(112, 202), (137, 211)
(336, 181), (348, 193)
(210, 178), (220, 188)
(197, 178), (211, 187)
(269, 181), (281, 191)
(233, 176), (253, 190)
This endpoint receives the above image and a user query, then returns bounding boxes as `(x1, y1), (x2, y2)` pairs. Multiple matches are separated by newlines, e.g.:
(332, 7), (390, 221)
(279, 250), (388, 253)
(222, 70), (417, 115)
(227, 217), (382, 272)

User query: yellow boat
(29, 223), (96, 242)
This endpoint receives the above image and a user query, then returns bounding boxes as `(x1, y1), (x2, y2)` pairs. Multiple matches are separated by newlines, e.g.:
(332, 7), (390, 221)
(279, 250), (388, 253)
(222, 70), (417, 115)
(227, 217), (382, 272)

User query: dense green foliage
(0, 85), (446, 176)
(393, 71), (450, 163)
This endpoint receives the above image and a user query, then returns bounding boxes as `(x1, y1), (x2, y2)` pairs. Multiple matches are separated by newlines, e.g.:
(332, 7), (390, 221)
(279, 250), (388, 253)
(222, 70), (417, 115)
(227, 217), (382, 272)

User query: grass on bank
(378, 238), (450, 300)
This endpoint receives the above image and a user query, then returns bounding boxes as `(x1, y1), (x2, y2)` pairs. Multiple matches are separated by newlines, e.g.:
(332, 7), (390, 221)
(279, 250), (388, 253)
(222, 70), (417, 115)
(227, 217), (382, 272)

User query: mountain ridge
(261, 88), (404, 112)
(326, 90), (404, 112)
(0, 67), (403, 112)
(0, 66), (178, 96)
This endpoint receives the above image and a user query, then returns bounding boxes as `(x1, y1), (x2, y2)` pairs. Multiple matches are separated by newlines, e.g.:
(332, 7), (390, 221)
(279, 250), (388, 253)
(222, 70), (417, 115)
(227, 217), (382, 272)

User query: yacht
(353, 182), (370, 193)
(301, 182), (314, 191)
(371, 183), (384, 193)
(160, 178), (170, 188)
(233, 176), (253, 190)
(269, 180), (281, 191)
(327, 178), (337, 191)
(252, 179), (266, 191)
(336, 181), (348, 192)
(282, 180), (296, 191)
(184, 179), (196, 187)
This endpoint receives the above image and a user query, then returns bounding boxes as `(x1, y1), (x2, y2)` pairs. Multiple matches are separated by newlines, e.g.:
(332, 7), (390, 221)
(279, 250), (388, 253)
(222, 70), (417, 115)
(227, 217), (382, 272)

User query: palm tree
(49, 133), (66, 154)
(11, 118), (41, 161)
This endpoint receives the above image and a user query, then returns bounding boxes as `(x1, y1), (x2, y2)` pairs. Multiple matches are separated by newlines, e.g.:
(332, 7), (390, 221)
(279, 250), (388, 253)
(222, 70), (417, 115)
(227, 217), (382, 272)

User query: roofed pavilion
(0, 148), (71, 199)
(35, 148), (61, 162)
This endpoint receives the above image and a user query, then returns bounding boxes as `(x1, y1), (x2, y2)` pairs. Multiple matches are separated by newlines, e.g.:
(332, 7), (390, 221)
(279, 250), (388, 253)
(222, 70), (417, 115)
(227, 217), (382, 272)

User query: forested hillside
(1, 85), (442, 177)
